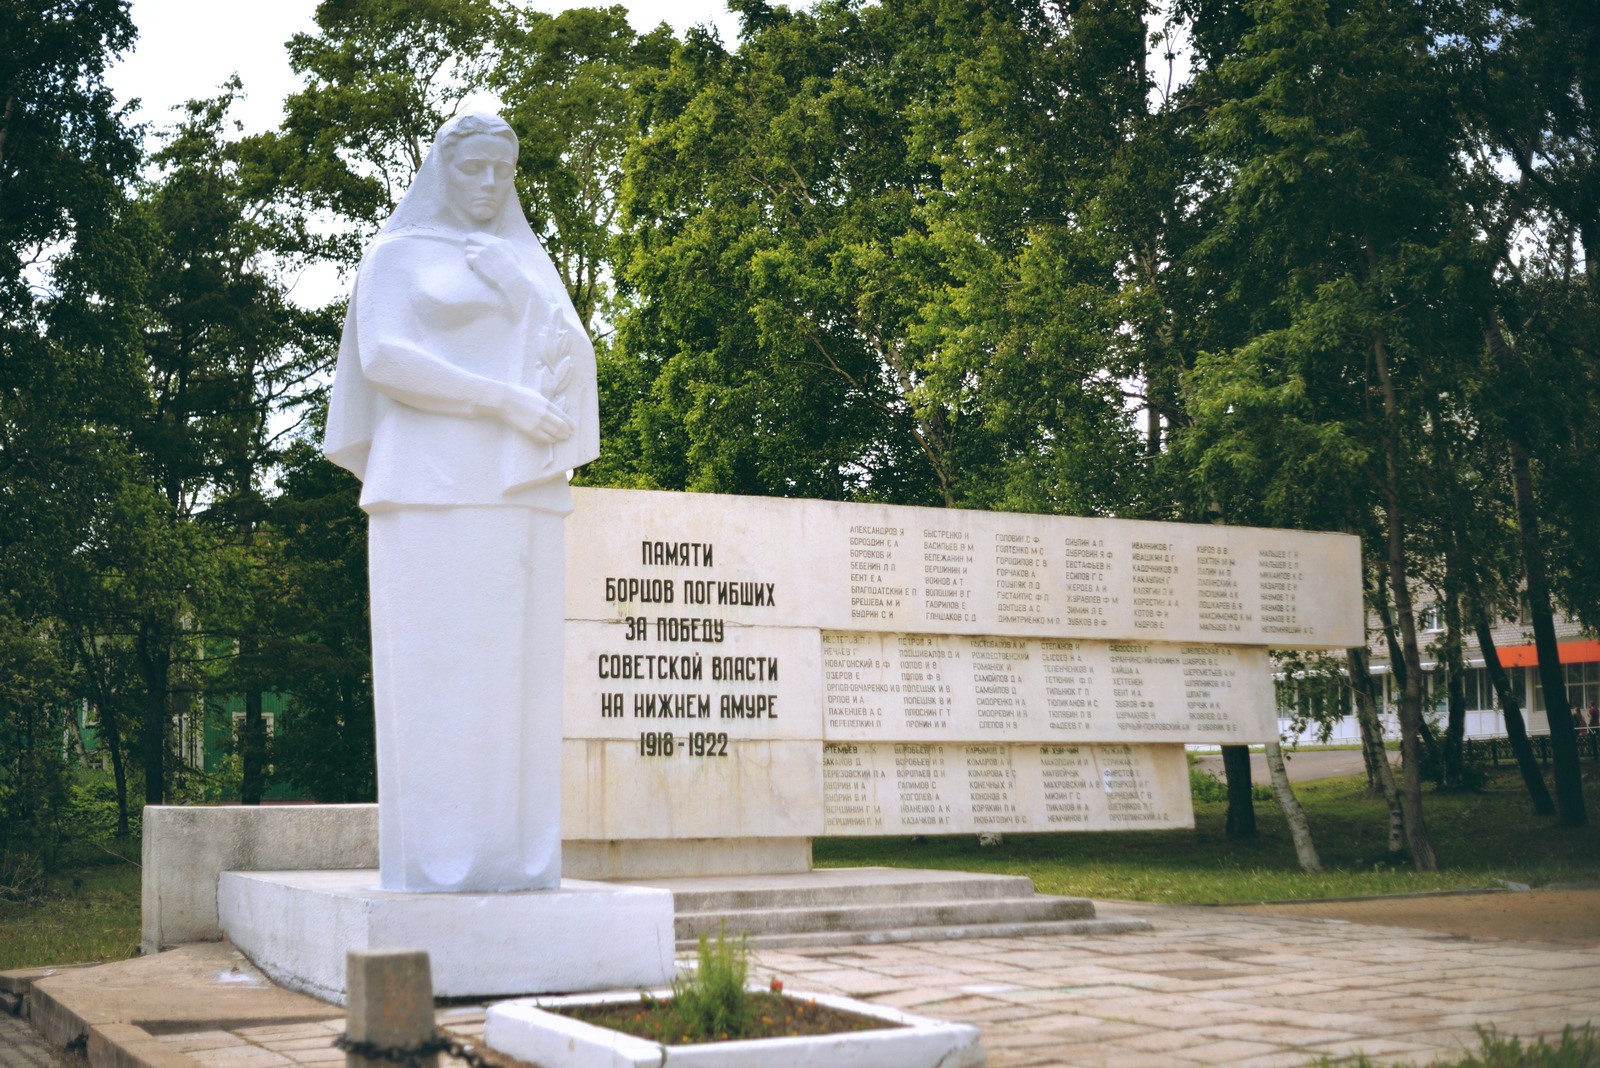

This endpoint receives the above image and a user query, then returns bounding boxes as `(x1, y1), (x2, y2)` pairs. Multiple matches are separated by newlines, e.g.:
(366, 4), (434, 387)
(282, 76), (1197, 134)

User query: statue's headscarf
(323, 111), (583, 480)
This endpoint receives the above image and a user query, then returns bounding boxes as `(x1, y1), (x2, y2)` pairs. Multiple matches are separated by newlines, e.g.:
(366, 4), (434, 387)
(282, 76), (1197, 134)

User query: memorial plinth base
(218, 870), (675, 1005)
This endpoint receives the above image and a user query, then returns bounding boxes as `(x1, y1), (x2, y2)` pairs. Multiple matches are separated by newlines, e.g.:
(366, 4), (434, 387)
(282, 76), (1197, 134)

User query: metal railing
(1463, 731), (1600, 767)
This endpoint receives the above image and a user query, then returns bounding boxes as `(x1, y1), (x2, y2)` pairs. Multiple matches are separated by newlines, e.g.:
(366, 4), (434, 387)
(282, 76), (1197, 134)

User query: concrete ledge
(219, 869), (676, 1004)
(142, 805), (379, 953)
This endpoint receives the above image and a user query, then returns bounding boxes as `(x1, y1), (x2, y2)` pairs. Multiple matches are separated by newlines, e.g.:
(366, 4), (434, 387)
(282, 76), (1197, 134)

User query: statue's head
(384, 111), (524, 237)
(432, 113), (519, 231)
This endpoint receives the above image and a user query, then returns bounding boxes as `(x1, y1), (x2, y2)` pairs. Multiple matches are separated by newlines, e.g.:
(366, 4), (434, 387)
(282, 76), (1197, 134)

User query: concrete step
(618, 866), (1151, 950)
(666, 869), (1038, 914)
(678, 892), (1095, 941)
(729, 916), (1152, 951)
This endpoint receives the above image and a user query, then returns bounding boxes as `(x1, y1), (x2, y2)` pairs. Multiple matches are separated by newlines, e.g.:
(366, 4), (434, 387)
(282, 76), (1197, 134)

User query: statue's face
(445, 133), (517, 227)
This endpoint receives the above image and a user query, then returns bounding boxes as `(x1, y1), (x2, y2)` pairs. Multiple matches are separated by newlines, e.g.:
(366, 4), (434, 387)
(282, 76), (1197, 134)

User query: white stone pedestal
(218, 870), (675, 1004)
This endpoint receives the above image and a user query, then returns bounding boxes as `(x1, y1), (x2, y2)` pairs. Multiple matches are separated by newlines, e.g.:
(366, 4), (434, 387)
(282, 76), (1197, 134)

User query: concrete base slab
(218, 870), (675, 1004)
(14, 942), (340, 1054)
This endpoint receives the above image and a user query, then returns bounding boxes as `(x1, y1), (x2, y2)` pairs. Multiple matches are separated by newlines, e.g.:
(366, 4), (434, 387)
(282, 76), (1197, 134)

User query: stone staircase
(628, 867), (1151, 950)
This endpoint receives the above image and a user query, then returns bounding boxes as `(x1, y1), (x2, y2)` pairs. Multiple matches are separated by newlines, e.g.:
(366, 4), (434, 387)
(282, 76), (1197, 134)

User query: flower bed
(485, 987), (986, 1068)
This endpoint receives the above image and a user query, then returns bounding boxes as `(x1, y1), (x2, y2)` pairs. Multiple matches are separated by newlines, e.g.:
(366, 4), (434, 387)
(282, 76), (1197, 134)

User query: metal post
(346, 949), (438, 1068)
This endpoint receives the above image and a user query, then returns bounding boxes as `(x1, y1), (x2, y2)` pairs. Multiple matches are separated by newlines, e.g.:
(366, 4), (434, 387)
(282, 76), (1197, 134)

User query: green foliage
(263, 0), (506, 234)
(1, 0), (143, 878)
(0, 0), (140, 269)
(262, 443), (376, 803)
(1189, 765), (1228, 803)
(1190, 765), (1271, 804)
(492, 6), (674, 329)
(647, 926), (753, 1043)
(605, 0), (1152, 510)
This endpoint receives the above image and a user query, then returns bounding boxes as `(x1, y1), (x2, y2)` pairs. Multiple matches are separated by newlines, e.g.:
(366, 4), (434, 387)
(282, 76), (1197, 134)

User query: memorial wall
(558, 488), (1364, 844)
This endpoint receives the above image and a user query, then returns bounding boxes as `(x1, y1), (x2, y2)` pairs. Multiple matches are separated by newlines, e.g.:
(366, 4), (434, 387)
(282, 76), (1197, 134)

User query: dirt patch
(557, 991), (894, 1043)
(1222, 887), (1600, 945)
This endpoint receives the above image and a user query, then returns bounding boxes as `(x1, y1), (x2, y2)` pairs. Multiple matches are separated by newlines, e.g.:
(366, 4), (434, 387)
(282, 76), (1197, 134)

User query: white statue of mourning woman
(324, 111), (598, 893)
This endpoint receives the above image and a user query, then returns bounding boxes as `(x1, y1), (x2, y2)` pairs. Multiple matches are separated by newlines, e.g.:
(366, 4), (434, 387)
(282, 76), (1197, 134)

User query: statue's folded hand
(465, 235), (531, 303)
(501, 384), (575, 443)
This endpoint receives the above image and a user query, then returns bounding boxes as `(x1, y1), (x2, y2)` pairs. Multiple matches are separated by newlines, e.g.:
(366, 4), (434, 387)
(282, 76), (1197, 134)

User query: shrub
(1190, 766), (1273, 803)
(648, 925), (751, 1042)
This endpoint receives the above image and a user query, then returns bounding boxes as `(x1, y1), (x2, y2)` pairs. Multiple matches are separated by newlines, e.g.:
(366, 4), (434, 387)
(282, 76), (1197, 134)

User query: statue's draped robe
(328, 214), (596, 892)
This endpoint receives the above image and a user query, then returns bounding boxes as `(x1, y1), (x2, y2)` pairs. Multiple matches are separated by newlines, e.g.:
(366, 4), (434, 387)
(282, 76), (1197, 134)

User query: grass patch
(816, 767), (1600, 903)
(0, 860), (141, 971)
(1311, 1024), (1600, 1067)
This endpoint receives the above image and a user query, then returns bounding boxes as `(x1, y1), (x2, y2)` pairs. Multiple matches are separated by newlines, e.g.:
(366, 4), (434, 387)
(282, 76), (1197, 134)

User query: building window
(232, 710), (276, 737)
(1532, 663), (1600, 714)
(1462, 667), (1493, 711)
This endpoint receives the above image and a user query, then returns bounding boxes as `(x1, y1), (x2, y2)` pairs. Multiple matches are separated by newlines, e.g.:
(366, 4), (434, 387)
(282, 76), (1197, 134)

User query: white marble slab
(821, 742), (1192, 835)
(561, 738), (824, 840)
(218, 869), (673, 1003)
(564, 621), (821, 741)
(821, 634), (1275, 743)
(567, 488), (1363, 648)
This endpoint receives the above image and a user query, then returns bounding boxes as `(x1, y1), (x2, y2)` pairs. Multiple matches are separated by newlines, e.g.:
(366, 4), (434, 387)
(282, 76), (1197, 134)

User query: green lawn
(0, 862), (141, 971)
(816, 767), (1600, 903)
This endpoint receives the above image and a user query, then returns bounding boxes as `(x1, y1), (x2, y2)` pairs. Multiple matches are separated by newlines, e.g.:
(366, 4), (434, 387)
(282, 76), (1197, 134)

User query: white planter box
(485, 986), (985, 1068)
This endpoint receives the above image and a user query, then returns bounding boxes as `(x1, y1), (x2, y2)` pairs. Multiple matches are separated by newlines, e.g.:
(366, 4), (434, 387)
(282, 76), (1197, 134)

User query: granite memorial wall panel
(821, 742), (1191, 835)
(820, 634), (1274, 743)
(560, 488), (1362, 842)
(565, 488), (1363, 647)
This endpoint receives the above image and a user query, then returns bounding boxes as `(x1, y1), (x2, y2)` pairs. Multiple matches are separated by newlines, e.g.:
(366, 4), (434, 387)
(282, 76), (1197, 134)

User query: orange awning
(1492, 639), (1600, 669)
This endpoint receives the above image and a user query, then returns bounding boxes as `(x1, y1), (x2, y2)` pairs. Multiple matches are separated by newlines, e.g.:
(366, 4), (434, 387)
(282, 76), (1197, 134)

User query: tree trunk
(1369, 329), (1437, 870)
(1471, 602), (1555, 815)
(1508, 438), (1587, 826)
(1440, 577), (1467, 788)
(235, 466), (266, 805)
(90, 689), (133, 838)
(105, 705), (131, 836)
(1372, 574), (1408, 696)
(241, 631), (265, 805)
(1221, 745), (1257, 839)
(71, 631), (135, 835)
(1264, 741), (1321, 872)
(136, 623), (171, 806)
(64, 702), (90, 767)
(1347, 646), (1406, 855)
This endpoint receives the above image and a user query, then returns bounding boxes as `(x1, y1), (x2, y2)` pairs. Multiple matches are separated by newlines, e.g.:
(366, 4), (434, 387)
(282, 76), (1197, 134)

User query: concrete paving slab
(11, 892), (1600, 1068)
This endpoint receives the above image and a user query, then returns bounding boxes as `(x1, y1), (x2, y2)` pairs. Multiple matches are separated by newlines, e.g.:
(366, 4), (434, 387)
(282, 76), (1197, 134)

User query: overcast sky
(103, 0), (744, 137)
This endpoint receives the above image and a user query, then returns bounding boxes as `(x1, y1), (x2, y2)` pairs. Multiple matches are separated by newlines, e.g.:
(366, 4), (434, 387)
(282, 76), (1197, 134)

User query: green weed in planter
(644, 925), (751, 1042)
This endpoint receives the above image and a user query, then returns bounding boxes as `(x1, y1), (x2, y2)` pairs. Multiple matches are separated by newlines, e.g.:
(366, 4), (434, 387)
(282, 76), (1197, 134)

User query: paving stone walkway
(127, 897), (1599, 1068)
(0, 1013), (68, 1068)
(744, 900), (1600, 1066)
